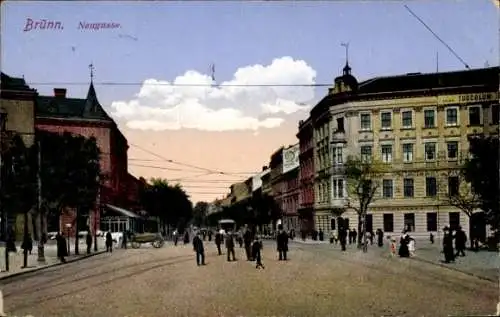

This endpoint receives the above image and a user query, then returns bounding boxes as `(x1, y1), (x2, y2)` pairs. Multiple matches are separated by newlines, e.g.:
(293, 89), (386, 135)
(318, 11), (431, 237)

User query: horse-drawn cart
(130, 233), (165, 249)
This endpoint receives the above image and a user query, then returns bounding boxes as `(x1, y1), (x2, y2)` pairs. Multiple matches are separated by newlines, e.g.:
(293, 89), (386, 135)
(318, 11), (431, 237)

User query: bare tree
(344, 156), (385, 252)
(440, 169), (481, 248)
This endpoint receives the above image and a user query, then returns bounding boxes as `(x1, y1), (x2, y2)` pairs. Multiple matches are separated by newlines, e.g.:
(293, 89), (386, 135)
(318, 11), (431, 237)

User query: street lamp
(65, 223), (71, 256)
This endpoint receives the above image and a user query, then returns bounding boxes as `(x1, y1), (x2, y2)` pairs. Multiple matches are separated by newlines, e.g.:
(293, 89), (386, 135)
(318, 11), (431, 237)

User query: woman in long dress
(398, 231), (410, 257)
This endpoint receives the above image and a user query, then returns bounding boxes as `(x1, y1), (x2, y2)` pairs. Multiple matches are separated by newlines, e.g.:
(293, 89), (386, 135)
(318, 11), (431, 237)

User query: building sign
(282, 143), (299, 174)
(438, 92), (499, 105)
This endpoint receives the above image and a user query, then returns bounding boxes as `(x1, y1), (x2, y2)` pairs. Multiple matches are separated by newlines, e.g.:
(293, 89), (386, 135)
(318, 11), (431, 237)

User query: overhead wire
(23, 82), (330, 87)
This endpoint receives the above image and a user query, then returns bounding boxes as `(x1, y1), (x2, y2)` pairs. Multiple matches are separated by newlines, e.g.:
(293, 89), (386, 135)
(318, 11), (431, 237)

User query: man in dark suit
(192, 232), (205, 266)
(276, 225), (289, 261)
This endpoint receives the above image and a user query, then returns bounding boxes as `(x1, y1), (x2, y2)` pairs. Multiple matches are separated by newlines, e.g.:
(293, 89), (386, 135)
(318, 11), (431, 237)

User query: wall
(0, 99), (35, 146)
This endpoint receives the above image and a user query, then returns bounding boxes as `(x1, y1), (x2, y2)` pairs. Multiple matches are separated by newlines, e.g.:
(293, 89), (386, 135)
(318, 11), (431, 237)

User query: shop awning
(105, 204), (142, 219)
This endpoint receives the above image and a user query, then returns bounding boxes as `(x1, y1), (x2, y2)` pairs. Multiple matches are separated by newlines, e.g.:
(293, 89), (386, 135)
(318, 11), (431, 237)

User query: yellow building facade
(310, 66), (499, 240)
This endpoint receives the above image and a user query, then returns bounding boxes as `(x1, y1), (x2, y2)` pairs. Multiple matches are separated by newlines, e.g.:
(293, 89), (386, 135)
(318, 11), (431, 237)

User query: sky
(1, 0), (499, 203)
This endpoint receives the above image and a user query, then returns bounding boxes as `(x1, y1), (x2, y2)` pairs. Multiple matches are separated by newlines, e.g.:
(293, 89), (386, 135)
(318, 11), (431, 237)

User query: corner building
(308, 64), (499, 240)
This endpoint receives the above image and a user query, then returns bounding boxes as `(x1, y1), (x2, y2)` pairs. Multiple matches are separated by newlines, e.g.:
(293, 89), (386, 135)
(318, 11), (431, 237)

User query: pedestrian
(105, 231), (113, 253)
(215, 230), (223, 255)
(225, 231), (236, 262)
(454, 226), (467, 257)
(86, 230), (92, 254)
(408, 237), (416, 257)
(389, 237), (397, 256)
(243, 227), (253, 260)
(398, 231), (410, 258)
(121, 230), (128, 249)
(276, 225), (289, 261)
(237, 230), (243, 248)
(430, 232), (434, 244)
(56, 232), (68, 263)
(252, 236), (265, 269)
(192, 232), (205, 266)
(208, 230), (212, 242)
(21, 233), (33, 256)
(339, 228), (347, 251)
(352, 229), (358, 245)
(368, 230), (374, 245)
(376, 229), (384, 247)
(183, 231), (190, 244)
(173, 230), (179, 246)
(442, 226), (455, 263)
(318, 229), (324, 241)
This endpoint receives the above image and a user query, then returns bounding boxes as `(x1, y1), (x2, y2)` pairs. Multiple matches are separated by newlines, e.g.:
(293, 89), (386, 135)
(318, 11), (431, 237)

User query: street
(1, 241), (497, 317)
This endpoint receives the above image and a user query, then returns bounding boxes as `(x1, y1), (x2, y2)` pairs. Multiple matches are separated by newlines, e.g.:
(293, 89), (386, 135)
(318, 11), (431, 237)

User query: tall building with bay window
(307, 63), (499, 240)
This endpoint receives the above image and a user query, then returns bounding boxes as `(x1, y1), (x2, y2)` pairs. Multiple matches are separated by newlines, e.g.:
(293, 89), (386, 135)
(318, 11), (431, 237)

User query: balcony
(331, 197), (348, 209)
(331, 130), (346, 143)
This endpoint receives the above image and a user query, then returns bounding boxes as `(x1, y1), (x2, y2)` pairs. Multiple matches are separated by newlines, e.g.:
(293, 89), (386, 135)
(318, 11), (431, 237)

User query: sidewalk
(410, 241), (499, 282)
(292, 238), (499, 282)
(0, 237), (108, 280)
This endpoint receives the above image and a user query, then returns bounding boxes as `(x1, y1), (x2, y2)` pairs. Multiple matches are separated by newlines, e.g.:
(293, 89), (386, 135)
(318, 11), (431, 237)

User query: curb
(0, 250), (107, 281)
(410, 256), (498, 283)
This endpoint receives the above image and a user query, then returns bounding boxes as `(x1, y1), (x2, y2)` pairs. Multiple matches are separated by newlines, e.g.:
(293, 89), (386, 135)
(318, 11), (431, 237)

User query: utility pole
(0, 111), (8, 272)
(94, 176), (100, 252)
(37, 140), (45, 263)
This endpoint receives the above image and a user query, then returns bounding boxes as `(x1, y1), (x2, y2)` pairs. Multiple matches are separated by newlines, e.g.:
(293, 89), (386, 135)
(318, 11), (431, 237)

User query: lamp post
(65, 223), (71, 256)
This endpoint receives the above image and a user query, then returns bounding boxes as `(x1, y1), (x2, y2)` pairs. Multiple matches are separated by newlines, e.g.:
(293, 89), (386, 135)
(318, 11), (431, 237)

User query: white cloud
(110, 56), (317, 131)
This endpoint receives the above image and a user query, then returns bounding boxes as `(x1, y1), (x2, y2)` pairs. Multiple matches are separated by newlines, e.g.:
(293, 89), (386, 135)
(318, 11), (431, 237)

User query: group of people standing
(189, 224), (290, 269)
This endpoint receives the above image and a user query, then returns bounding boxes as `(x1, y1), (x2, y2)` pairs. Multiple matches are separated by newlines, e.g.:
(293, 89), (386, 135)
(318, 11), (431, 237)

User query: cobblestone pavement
(291, 238), (499, 282)
(0, 238), (108, 279)
(1, 241), (497, 317)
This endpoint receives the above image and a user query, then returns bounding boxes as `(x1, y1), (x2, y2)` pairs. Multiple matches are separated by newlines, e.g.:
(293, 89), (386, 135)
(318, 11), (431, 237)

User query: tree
(344, 156), (385, 252)
(251, 191), (282, 230)
(192, 201), (209, 227)
(139, 178), (193, 233)
(36, 131), (101, 255)
(464, 135), (499, 234)
(441, 169), (481, 248)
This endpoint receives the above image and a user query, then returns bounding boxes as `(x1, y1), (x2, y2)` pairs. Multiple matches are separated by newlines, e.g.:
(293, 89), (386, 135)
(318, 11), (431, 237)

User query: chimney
(262, 165), (267, 171)
(54, 88), (67, 98)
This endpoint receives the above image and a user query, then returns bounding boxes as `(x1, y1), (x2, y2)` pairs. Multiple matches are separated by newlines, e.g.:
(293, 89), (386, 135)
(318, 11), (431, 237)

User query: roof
(36, 82), (111, 121)
(310, 66), (500, 119)
(1, 72), (36, 92)
(105, 204), (142, 218)
(357, 66), (499, 94)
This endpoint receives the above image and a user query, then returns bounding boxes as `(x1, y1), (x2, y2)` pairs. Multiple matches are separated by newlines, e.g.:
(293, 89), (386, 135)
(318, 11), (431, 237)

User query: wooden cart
(130, 233), (165, 249)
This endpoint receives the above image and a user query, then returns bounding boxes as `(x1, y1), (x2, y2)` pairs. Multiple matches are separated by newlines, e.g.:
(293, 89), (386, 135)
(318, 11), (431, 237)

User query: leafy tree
(192, 201), (209, 227)
(139, 178), (193, 232)
(251, 191), (282, 230)
(345, 156), (385, 251)
(441, 170), (481, 247)
(464, 135), (499, 234)
(0, 134), (37, 242)
(37, 130), (101, 255)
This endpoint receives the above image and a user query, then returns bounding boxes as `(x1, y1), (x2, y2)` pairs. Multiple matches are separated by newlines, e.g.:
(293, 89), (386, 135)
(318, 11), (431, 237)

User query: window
(332, 147), (343, 164)
(360, 145), (372, 162)
(424, 142), (436, 161)
(426, 212), (437, 232)
(402, 143), (413, 162)
(403, 178), (414, 197)
(381, 144), (393, 163)
(448, 176), (459, 196)
(336, 117), (345, 132)
(425, 177), (437, 197)
(424, 109), (436, 128)
(446, 141), (458, 159)
(381, 112), (392, 129)
(366, 214), (373, 233)
(382, 179), (393, 198)
(383, 213), (394, 232)
(401, 111), (413, 128)
(404, 213), (415, 232)
(492, 104), (499, 125)
(446, 108), (458, 126)
(468, 106), (481, 126)
(449, 212), (460, 231)
(332, 179), (344, 198)
(360, 113), (371, 130)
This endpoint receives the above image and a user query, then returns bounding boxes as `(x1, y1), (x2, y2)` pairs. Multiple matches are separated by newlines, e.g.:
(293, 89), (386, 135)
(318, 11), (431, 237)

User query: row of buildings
(1, 71), (145, 238)
(217, 63), (499, 240)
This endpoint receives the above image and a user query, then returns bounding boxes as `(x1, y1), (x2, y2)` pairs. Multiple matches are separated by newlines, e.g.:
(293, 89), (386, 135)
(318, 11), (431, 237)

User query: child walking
(252, 236), (265, 269)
